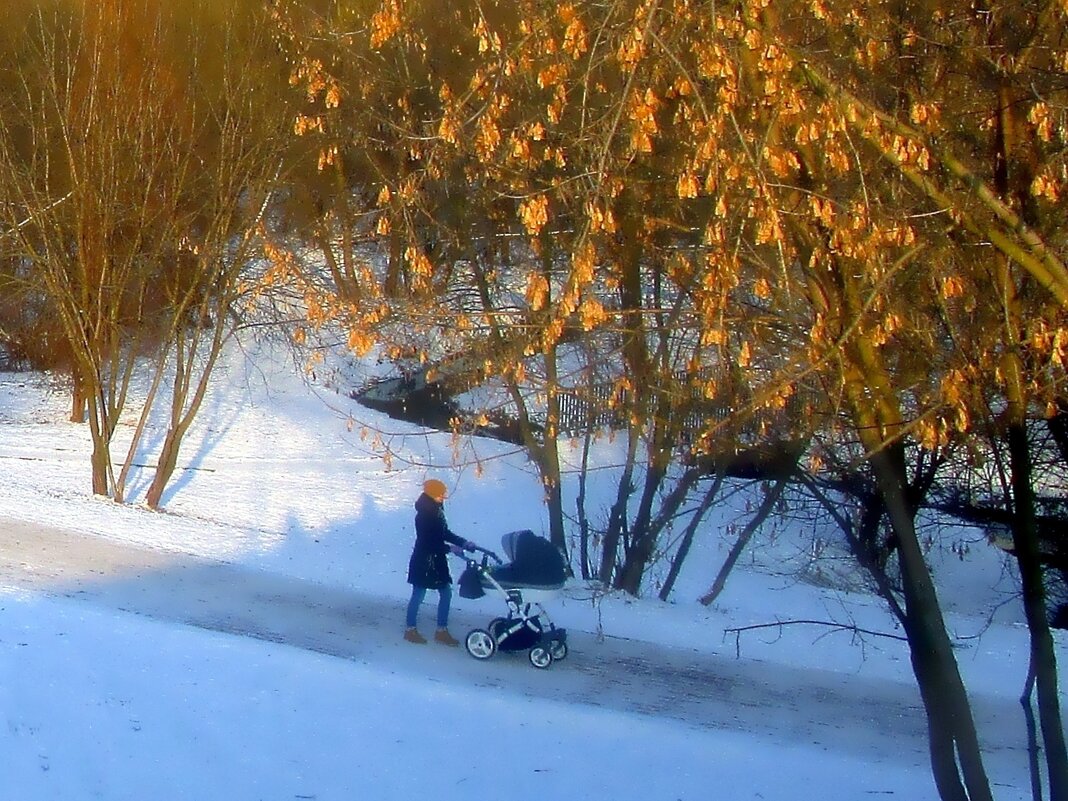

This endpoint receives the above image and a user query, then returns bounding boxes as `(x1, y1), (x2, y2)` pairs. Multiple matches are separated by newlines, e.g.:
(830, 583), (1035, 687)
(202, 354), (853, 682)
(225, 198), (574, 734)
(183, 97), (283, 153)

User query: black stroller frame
(460, 543), (569, 669)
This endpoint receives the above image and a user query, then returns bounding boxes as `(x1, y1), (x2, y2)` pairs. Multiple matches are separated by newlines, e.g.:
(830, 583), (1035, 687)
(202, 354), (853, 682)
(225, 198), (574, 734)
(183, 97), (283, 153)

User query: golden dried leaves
(519, 194), (550, 236)
(348, 328), (373, 355)
(578, 297), (606, 330)
(370, 0), (404, 49)
(525, 272), (550, 310)
(404, 246), (433, 279)
(1032, 173), (1060, 202)
(677, 172), (700, 198)
(627, 89), (660, 154)
(293, 115), (323, 136)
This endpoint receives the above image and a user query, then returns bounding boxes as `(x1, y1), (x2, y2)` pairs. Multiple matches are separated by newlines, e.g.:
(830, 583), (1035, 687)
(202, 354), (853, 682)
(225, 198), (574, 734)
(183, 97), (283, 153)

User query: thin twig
(723, 618), (907, 658)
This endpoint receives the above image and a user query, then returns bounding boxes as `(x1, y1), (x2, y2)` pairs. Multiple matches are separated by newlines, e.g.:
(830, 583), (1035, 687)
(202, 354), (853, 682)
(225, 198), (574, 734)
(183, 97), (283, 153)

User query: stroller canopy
(491, 530), (566, 590)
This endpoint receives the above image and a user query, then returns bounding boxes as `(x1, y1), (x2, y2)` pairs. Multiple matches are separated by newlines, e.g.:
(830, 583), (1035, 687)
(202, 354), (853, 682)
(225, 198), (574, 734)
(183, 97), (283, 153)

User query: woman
(405, 478), (472, 645)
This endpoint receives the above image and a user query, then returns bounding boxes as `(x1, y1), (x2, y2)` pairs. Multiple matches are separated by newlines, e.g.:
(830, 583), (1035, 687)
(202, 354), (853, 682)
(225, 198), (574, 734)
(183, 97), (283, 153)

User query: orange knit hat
(423, 478), (448, 502)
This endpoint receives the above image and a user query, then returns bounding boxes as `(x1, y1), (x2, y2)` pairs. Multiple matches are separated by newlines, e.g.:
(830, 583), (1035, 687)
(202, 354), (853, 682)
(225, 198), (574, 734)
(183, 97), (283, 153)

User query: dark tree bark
(1007, 418), (1068, 801)
(699, 478), (786, 606)
(660, 472), (723, 601)
(871, 444), (993, 801)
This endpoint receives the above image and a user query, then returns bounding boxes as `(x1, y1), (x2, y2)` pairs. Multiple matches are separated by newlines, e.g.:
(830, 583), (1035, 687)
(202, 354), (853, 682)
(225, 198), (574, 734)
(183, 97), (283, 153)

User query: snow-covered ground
(0, 338), (1053, 800)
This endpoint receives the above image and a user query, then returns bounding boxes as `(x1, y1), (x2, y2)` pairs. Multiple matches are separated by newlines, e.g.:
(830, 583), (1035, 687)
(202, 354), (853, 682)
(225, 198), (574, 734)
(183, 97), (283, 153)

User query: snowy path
(0, 517), (1028, 788)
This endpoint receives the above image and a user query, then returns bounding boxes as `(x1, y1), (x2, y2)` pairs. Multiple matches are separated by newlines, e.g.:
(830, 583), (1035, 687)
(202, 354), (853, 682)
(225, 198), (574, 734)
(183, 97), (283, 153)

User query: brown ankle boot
(404, 627), (427, 644)
(434, 628), (460, 647)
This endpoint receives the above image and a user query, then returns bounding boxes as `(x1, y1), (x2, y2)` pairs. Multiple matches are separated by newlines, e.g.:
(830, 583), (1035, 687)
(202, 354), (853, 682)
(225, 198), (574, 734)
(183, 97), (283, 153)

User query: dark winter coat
(407, 492), (466, 589)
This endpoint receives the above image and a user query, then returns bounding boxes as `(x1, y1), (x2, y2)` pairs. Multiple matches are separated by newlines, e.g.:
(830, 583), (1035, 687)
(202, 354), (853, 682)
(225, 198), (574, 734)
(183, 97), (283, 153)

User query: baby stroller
(457, 530), (568, 669)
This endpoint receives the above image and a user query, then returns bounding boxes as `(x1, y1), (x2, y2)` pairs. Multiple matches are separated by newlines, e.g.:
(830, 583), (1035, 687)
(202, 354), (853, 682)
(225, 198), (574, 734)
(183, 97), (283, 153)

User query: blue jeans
(406, 584), (452, 629)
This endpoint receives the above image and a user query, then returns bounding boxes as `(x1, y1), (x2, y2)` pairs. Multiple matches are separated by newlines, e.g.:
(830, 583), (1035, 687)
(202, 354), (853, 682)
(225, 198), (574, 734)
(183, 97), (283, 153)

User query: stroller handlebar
(467, 544), (502, 564)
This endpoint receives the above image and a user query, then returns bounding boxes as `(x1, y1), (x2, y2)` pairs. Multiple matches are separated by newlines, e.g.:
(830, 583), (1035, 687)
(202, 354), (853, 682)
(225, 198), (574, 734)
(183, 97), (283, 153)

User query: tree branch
(723, 618), (907, 659)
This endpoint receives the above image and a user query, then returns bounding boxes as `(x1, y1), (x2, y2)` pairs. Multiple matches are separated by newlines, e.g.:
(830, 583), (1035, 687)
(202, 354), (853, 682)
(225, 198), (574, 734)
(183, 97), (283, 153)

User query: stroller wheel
(548, 640), (568, 661)
(465, 629), (497, 660)
(528, 646), (553, 669)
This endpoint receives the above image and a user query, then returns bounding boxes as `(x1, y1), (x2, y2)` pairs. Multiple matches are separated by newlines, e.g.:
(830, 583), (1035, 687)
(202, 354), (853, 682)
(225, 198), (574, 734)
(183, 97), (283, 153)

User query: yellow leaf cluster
(915, 419), (948, 450)
(809, 195), (836, 227)
(764, 146), (800, 177)
(1027, 321), (1068, 367)
(941, 275), (965, 299)
(526, 272), (550, 310)
(519, 194), (550, 236)
(571, 240), (596, 285)
(1031, 173), (1060, 202)
(537, 63), (568, 90)
(290, 58), (333, 105)
(404, 246), (433, 278)
(701, 327), (726, 346)
(348, 328), (373, 356)
(738, 340), (752, 367)
(476, 114), (501, 161)
(909, 102), (940, 128)
(677, 172), (699, 198)
(889, 135), (930, 170)
(754, 207), (783, 244)
(856, 38), (887, 68)
(617, 22), (646, 70)
(578, 297), (606, 330)
(324, 84), (342, 110)
(370, 0), (404, 49)
(317, 144), (338, 171)
(438, 111), (462, 145)
(473, 18), (500, 54)
(261, 238), (298, 285)
(808, 0), (828, 20)
(1028, 103), (1054, 142)
(293, 115), (323, 136)
(626, 89), (660, 153)
(561, 11), (588, 59)
(542, 318), (565, 351)
(547, 85), (567, 124)
(586, 200), (617, 233)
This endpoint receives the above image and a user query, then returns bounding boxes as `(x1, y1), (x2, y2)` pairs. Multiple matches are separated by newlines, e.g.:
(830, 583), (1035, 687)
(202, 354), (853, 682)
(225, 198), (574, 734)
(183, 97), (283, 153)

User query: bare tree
(0, 0), (289, 504)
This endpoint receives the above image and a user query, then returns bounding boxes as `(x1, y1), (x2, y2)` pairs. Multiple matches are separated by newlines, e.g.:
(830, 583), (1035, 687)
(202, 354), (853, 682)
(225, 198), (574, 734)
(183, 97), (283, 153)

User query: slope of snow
(0, 337), (1052, 800)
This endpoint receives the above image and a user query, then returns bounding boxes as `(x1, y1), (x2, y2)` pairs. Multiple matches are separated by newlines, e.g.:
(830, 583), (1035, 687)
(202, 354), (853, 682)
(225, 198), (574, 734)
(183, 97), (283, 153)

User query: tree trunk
(661, 473), (723, 601)
(1007, 407), (1068, 801)
(541, 465), (567, 561)
(1021, 659), (1045, 801)
(871, 444), (993, 801)
(541, 342), (568, 557)
(146, 428), (183, 510)
(615, 461), (668, 594)
(576, 428), (594, 580)
(82, 382), (113, 497)
(598, 427), (639, 585)
(1045, 403), (1068, 468)
(87, 416), (111, 497)
(145, 313), (231, 510)
(699, 478), (785, 606)
(993, 69), (1068, 799)
(819, 217), (993, 799)
(70, 372), (87, 424)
